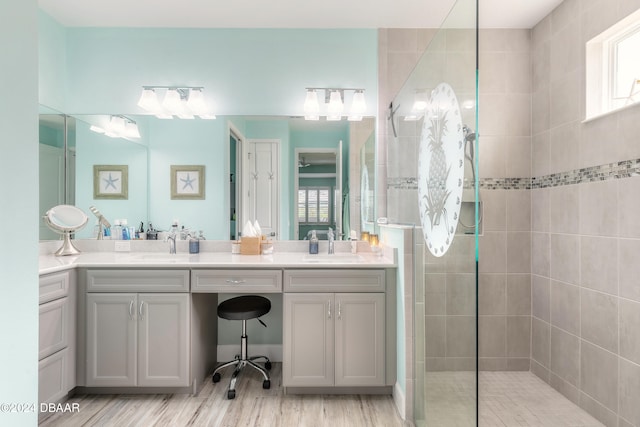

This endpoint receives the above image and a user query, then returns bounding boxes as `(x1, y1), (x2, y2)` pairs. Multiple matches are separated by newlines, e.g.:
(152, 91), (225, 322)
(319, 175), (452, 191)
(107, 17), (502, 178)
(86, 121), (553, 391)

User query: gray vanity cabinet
(283, 269), (386, 387)
(38, 270), (76, 411)
(84, 269), (190, 388)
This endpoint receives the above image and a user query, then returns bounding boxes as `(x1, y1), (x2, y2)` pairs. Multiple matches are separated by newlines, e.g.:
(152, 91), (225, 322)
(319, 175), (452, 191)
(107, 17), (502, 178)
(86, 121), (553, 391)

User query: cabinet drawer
(86, 269), (190, 292)
(39, 348), (67, 405)
(39, 271), (69, 304)
(192, 269), (282, 293)
(39, 297), (69, 360)
(284, 269), (385, 293)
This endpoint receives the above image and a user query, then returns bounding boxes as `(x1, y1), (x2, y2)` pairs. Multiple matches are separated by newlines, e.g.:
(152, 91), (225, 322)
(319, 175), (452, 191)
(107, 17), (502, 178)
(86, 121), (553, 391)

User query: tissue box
(240, 236), (263, 255)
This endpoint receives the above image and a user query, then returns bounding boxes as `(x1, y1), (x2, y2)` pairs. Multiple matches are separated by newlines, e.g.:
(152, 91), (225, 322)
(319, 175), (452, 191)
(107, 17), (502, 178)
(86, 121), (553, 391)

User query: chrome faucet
(327, 227), (335, 254)
(166, 232), (177, 254)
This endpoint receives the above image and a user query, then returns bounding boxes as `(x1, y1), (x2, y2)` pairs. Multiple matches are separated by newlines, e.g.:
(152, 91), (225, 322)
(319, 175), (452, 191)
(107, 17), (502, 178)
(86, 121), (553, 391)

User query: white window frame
(586, 8), (640, 120)
(298, 186), (332, 225)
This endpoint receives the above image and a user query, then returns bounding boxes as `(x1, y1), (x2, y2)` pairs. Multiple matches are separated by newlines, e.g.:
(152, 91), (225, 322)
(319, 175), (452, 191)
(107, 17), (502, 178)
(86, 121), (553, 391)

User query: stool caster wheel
(265, 361), (272, 370)
(263, 379), (271, 389)
(227, 389), (236, 399)
(212, 372), (221, 383)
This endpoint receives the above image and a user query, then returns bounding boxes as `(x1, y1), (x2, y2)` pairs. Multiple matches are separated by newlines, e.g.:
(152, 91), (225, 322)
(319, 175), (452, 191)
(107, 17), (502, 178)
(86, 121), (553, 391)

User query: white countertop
(39, 250), (396, 275)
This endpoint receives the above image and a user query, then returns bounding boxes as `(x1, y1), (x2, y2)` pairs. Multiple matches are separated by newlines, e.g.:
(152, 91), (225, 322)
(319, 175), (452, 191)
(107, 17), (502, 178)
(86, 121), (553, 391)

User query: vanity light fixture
(403, 90), (429, 121)
(137, 86), (216, 119)
(302, 87), (366, 121)
(89, 115), (141, 140)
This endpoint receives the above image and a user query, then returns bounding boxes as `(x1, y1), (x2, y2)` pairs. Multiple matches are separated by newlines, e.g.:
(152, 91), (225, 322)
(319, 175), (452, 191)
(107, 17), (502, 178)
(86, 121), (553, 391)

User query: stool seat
(218, 295), (271, 320)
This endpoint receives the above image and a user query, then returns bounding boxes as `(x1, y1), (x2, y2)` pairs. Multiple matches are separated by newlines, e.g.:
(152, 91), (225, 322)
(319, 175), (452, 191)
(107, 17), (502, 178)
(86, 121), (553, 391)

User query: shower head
(462, 125), (476, 143)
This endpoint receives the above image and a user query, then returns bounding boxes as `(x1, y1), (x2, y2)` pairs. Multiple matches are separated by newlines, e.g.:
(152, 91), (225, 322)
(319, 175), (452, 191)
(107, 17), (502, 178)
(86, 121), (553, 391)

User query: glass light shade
(110, 116), (126, 134)
(413, 91), (428, 111)
(162, 89), (183, 113)
(124, 121), (141, 139)
(186, 88), (208, 115)
(89, 125), (105, 134)
(304, 90), (320, 114)
(327, 90), (343, 114)
(350, 90), (366, 114)
(137, 88), (161, 112)
(176, 99), (195, 119)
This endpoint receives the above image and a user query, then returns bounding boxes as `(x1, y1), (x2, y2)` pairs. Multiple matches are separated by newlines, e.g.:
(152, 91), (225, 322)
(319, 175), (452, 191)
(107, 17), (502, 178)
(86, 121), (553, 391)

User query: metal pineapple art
(417, 83), (465, 257)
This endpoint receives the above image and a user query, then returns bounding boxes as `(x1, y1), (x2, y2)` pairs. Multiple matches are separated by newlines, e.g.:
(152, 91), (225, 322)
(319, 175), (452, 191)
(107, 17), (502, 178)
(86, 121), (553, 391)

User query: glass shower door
(388, 0), (479, 425)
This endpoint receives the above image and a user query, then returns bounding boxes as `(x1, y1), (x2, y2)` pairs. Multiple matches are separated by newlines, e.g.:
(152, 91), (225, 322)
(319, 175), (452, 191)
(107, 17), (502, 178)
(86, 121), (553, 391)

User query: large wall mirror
(39, 111), (375, 242)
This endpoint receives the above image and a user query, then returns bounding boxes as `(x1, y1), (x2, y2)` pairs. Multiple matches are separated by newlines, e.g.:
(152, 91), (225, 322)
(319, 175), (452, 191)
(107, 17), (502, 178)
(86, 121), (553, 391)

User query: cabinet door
(86, 293), (137, 387)
(335, 293), (385, 386)
(283, 293), (334, 386)
(138, 293), (190, 387)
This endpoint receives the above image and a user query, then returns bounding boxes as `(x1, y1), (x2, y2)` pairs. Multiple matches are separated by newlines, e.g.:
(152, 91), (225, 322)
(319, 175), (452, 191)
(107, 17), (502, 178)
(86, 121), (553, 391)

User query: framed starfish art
(93, 165), (128, 200)
(171, 165), (205, 200)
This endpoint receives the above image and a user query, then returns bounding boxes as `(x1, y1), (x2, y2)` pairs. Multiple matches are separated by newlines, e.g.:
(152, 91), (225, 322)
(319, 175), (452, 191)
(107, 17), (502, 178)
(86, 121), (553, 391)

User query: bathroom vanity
(38, 246), (397, 406)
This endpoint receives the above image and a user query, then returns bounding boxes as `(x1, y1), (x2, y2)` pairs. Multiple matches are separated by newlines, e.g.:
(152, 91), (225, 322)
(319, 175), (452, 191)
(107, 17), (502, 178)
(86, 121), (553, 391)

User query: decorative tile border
(387, 159), (640, 191)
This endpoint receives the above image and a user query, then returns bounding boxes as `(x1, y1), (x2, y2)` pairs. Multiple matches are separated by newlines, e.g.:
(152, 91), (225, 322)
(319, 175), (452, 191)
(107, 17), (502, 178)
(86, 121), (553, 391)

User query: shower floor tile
(421, 371), (604, 427)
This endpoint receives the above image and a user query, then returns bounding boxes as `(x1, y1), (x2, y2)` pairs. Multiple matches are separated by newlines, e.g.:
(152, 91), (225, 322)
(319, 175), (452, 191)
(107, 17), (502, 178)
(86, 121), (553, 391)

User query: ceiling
(39, 0), (563, 29)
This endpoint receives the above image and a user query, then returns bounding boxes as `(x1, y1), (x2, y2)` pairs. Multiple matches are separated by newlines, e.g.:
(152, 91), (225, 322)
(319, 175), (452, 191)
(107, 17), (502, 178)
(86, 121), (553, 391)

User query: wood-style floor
(40, 363), (408, 427)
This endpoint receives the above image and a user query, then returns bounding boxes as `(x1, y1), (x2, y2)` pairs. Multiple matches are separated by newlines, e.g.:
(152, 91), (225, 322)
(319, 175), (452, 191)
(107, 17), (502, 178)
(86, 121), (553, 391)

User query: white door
(243, 140), (279, 238)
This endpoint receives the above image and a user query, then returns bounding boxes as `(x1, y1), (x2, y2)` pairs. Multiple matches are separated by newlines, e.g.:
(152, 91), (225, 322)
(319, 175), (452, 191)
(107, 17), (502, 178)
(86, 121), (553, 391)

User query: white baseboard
(217, 344), (283, 363)
(393, 381), (406, 420)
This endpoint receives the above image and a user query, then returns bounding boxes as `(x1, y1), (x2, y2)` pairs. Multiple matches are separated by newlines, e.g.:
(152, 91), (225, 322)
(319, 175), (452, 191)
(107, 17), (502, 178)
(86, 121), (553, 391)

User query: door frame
(227, 122), (245, 241)
(293, 147), (339, 240)
(241, 138), (281, 239)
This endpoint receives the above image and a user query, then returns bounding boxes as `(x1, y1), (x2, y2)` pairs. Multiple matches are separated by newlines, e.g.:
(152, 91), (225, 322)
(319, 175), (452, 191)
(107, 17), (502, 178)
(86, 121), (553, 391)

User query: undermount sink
(302, 253), (365, 263)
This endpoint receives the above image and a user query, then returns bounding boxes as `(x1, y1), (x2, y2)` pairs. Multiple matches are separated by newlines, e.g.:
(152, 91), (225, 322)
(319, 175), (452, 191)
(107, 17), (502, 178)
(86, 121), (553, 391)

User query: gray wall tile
(532, 275), (550, 322)
(580, 236), (618, 295)
(549, 185), (579, 234)
(579, 180), (618, 237)
(620, 238), (640, 303)
(532, 318), (550, 367)
(550, 326), (580, 386)
(446, 316), (475, 357)
(580, 288), (618, 353)
(479, 316), (506, 357)
(620, 299), (640, 365)
(580, 340), (618, 412)
(446, 273), (476, 315)
(550, 234), (580, 285)
(507, 274), (531, 315)
(507, 316), (531, 357)
(619, 177), (640, 238)
(479, 273), (506, 315)
(550, 280), (580, 335)
(507, 232), (532, 273)
(619, 358), (640, 427)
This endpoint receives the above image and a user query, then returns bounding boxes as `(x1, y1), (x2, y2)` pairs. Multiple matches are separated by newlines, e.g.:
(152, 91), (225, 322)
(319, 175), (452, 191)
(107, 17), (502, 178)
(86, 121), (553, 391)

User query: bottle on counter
(189, 234), (199, 254)
(112, 220), (122, 240)
(309, 230), (319, 254)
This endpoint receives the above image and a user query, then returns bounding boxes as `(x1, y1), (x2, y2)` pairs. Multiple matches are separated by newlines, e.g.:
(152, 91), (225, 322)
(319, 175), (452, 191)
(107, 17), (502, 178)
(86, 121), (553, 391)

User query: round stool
(212, 295), (272, 399)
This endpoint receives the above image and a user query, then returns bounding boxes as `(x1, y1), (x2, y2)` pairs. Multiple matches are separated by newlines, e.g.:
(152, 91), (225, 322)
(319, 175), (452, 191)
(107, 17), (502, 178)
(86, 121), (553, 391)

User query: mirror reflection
(39, 113), (375, 241)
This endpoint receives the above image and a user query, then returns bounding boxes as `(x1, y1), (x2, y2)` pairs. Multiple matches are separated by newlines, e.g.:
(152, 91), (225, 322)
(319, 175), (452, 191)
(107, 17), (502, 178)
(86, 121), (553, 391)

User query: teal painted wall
(38, 10), (66, 111)
(0, 1), (39, 425)
(63, 28), (378, 117)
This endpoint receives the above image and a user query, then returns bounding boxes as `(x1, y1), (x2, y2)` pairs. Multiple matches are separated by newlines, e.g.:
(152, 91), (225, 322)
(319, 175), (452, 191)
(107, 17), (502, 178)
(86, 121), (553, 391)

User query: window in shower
(586, 7), (640, 119)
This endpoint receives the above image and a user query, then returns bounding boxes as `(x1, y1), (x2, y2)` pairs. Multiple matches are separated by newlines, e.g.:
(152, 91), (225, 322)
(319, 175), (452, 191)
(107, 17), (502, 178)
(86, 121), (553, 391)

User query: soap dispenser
(309, 230), (319, 254)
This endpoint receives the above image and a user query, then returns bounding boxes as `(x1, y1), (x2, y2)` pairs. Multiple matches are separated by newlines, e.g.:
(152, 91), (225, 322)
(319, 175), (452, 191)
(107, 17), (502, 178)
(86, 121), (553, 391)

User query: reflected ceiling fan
(298, 156), (311, 168)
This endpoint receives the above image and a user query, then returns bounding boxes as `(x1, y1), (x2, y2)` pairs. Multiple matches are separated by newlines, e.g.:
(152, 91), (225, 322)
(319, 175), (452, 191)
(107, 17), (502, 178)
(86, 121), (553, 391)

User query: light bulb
(137, 88), (161, 112)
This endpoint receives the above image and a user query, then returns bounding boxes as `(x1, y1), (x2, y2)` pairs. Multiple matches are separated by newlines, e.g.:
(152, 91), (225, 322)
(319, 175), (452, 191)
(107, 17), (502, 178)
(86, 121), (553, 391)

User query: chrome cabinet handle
(225, 279), (246, 284)
(328, 301), (332, 319)
(338, 301), (342, 319)
(129, 300), (134, 319)
(139, 301), (144, 321)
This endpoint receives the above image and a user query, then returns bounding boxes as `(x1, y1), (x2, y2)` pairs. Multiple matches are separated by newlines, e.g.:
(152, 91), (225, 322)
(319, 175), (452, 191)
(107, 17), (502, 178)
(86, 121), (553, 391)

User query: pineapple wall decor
(417, 83), (465, 257)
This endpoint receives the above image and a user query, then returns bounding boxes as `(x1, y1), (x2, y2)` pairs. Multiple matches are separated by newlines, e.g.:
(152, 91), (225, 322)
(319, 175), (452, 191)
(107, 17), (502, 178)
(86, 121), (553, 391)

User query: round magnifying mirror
(43, 205), (88, 256)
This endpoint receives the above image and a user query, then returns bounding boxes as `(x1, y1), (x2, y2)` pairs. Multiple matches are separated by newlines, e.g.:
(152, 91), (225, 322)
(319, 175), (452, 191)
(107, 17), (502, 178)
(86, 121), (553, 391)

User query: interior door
(243, 140), (279, 239)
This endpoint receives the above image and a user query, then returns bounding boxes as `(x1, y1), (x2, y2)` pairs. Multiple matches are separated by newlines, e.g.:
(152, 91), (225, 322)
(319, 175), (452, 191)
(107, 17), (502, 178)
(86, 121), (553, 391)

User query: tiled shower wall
(530, 1), (640, 426)
(379, 28), (533, 373)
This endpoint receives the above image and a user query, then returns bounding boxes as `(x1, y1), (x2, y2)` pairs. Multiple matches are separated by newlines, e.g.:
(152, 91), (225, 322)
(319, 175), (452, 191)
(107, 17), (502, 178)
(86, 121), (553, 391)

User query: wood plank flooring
(40, 363), (408, 427)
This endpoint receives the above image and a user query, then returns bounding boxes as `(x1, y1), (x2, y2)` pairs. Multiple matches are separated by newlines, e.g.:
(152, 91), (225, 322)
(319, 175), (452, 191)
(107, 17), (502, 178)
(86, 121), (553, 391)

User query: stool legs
(212, 319), (271, 399)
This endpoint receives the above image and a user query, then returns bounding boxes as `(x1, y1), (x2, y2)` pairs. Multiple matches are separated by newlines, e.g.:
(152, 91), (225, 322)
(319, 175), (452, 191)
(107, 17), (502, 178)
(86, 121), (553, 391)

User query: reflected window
(298, 187), (331, 224)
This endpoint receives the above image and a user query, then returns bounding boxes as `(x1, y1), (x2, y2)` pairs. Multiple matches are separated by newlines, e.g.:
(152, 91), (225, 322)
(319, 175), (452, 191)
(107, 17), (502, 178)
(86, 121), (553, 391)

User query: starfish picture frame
(93, 165), (128, 200)
(171, 165), (205, 200)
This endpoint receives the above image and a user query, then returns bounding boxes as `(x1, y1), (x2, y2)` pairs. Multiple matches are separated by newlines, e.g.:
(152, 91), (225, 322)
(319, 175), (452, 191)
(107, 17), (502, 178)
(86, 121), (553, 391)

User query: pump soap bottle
(309, 230), (319, 254)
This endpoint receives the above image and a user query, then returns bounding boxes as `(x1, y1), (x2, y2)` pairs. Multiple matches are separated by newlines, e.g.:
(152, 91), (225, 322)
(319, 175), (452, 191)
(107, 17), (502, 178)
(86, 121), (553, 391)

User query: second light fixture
(303, 88), (366, 121)
(137, 86), (216, 119)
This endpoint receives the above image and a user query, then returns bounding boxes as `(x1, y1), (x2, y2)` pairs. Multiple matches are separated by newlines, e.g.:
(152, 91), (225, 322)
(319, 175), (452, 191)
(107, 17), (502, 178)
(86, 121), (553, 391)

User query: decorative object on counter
(93, 165), (128, 200)
(240, 236), (263, 255)
(308, 230), (319, 254)
(231, 241), (241, 254)
(146, 223), (158, 240)
(369, 233), (379, 247)
(361, 231), (370, 243)
(261, 240), (274, 255)
(89, 205), (111, 240)
(171, 165), (205, 200)
(43, 205), (89, 256)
